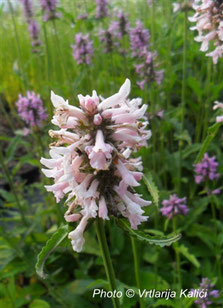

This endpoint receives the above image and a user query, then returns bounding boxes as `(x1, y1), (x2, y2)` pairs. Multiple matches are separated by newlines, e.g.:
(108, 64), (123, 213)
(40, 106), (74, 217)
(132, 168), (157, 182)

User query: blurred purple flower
(160, 194), (188, 219)
(72, 33), (94, 65)
(20, 0), (33, 21)
(99, 25), (120, 53)
(40, 0), (60, 22)
(111, 10), (129, 40)
(193, 278), (219, 308)
(135, 49), (164, 89)
(28, 20), (42, 50)
(95, 0), (108, 19)
(194, 153), (219, 184)
(20, 0), (41, 52)
(130, 21), (150, 57)
(16, 91), (48, 128)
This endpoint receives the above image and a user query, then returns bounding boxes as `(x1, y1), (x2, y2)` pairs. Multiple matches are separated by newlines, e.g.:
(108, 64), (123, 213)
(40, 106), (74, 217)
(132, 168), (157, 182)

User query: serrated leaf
(35, 225), (69, 279)
(143, 172), (159, 207)
(177, 244), (200, 268)
(116, 219), (181, 247)
(194, 122), (221, 164)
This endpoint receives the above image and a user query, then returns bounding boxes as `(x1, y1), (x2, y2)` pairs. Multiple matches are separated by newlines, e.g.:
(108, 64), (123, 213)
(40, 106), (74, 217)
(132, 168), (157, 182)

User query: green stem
(131, 237), (144, 308)
(95, 218), (120, 308)
(7, 0), (27, 89)
(172, 217), (181, 291)
(178, 0), (187, 194)
(52, 20), (72, 92)
(0, 148), (28, 227)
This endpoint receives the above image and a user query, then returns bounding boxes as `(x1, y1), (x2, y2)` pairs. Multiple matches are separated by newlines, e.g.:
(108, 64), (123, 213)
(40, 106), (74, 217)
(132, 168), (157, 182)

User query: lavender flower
(28, 20), (42, 49)
(111, 10), (129, 40)
(194, 153), (219, 184)
(40, 0), (60, 22)
(194, 278), (219, 308)
(16, 91), (48, 128)
(41, 79), (151, 252)
(99, 25), (120, 53)
(189, 0), (223, 64)
(95, 0), (108, 19)
(72, 33), (94, 65)
(130, 21), (150, 57)
(213, 100), (223, 123)
(20, 0), (41, 52)
(20, 0), (33, 21)
(135, 49), (164, 89)
(160, 194), (188, 219)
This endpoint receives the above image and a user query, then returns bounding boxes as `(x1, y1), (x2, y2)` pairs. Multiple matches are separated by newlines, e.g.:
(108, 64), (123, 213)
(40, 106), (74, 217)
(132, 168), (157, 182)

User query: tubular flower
(95, 0), (108, 19)
(130, 21), (150, 57)
(135, 49), (164, 89)
(193, 278), (219, 307)
(213, 100), (223, 122)
(72, 33), (94, 65)
(16, 91), (48, 128)
(189, 0), (223, 64)
(160, 194), (188, 219)
(41, 79), (151, 252)
(194, 153), (219, 184)
(40, 0), (60, 22)
(28, 20), (42, 50)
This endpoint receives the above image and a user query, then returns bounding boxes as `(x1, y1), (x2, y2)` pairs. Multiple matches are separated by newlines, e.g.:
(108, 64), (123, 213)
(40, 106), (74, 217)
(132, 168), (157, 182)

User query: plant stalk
(95, 218), (120, 308)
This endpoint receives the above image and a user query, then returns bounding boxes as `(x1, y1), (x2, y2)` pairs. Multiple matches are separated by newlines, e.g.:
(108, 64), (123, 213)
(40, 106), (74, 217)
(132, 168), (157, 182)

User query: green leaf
(35, 225), (69, 279)
(143, 172), (159, 207)
(6, 136), (21, 162)
(177, 244), (200, 268)
(194, 122), (221, 164)
(29, 299), (50, 308)
(116, 219), (181, 247)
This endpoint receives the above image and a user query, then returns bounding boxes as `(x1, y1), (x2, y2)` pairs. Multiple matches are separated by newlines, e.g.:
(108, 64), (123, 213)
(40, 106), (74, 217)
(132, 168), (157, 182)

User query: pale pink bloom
(41, 79), (151, 252)
(173, 3), (180, 13)
(213, 100), (223, 122)
(99, 196), (109, 220)
(189, 0), (223, 63)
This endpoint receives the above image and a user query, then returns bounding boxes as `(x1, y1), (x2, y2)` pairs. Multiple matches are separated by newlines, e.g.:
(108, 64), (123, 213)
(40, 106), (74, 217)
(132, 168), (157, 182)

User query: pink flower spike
(41, 79), (151, 252)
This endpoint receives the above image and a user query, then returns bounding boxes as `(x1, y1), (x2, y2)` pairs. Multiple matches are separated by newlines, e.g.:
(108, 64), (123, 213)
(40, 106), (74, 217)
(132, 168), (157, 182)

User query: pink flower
(189, 0), (223, 63)
(41, 79), (151, 252)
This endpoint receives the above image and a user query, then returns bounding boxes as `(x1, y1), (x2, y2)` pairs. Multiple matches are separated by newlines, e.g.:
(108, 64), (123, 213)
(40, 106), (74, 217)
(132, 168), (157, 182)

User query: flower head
(72, 33), (94, 65)
(194, 153), (219, 184)
(16, 91), (48, 128)
(40, 0), (60, 22)
(135, 49), (164, 89)
(41, 79), (151, 252)
(111, 10), (129, 40)
(193, 278), (219, 307)
(95, 0), (108, 19)
(160, 194), (188, 219)
(99, 26), (119, 53)
(20, 0), (33, 21)
(189, 0), (223, 64)
(130, 21), (150, 57)
(28, 20), (42, 50)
